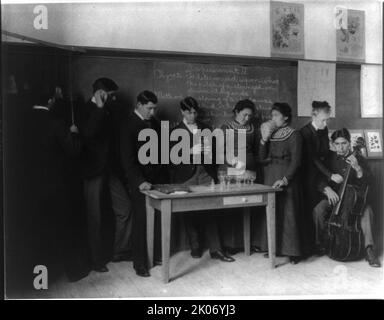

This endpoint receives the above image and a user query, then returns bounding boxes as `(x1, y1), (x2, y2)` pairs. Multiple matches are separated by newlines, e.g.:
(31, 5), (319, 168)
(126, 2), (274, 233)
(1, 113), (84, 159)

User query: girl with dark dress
(253, 103), (303, 264)
(219, 99), (261, 173)
(218, 99), (262, 253)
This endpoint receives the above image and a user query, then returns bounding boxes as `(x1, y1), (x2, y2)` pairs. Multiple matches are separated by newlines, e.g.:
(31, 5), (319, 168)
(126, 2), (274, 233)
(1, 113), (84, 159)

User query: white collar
(33, 105), (49, 111)
(134, 109), (145, 121)
(183, 118), (198, 133)
(311, 121), (320, 131)
(91, 96), (97, 104)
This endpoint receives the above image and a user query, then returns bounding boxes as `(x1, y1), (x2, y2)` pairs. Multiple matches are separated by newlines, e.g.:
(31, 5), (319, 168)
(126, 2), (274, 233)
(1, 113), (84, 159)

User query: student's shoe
(224, 246), (242, 256)
(134, 266), (150, 277)
(191, 248), (203, 259)
(366, 246), (381, 268)
(154, 259), (162, 266)
(289, 256), (301, 264)
(251, 246), (266, 253)
(210, 251), (235, 262)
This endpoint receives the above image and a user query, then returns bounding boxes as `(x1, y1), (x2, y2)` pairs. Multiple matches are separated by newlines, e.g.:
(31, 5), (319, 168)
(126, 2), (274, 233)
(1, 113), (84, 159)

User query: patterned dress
(220, 119), (261, 172)
(253, 125), (304, 257)
(218, 119), (262, 249)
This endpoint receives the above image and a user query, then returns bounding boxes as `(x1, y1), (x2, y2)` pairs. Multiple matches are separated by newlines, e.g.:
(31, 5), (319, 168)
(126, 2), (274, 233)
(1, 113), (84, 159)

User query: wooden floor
(9, 250), (384, 299)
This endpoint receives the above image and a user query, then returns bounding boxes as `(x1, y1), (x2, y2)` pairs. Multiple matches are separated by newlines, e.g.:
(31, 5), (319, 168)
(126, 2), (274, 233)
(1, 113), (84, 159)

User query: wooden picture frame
(364, 129), (383, 159)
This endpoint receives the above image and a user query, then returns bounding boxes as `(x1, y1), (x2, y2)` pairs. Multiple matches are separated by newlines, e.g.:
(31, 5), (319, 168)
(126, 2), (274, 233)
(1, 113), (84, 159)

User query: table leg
(243, 207), (251, 256)
(146, 196), (155, 269)
(161, 200), (172, 283)
(266, 192), (276, 268)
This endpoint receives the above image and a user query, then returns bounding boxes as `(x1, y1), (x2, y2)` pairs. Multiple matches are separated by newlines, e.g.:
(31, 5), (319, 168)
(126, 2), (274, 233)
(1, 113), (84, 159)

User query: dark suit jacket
(80, 99), (125, 179)
(120, 112), (167, 192)
(25, 108), (82, 191)
(169, 121), (217, 184)
(300, 122), (332, 207)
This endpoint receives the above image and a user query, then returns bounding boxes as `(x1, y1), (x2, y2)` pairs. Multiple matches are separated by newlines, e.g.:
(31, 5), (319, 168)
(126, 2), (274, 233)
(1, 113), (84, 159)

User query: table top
(141, 183), (281, 200)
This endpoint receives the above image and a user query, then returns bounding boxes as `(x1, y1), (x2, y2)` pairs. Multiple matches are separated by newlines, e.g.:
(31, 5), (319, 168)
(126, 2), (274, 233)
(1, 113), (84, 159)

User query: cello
(327, 139), (369, 261)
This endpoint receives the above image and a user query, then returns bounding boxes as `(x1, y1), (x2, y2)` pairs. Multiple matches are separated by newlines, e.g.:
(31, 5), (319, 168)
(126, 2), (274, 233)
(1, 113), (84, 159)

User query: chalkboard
(72, 56), (154, 112)
(66, 51), (379, 132)
(153, 61), (296, 127)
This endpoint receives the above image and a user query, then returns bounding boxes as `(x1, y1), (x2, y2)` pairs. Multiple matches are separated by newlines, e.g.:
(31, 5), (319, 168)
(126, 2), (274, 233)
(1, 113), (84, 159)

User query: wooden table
(142, 183), (281, 283)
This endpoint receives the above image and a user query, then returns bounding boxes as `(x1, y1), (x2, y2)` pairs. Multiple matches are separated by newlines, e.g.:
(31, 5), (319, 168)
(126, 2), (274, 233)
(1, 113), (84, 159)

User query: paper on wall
(361, 64), (382, 118)
(298, 61), (336, 117)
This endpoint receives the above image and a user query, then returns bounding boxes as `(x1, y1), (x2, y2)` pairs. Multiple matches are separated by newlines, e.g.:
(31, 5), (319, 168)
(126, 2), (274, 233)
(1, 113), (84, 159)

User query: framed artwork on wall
(364, 129), (383, 159)
(270, 1), (305, 59)
(336, 9), (365, 62)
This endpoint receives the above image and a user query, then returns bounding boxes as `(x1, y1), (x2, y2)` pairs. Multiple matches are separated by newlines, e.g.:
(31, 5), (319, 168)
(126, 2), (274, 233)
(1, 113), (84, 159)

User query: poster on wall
(336, 9), (365, 62)
(270, 1), (304, 58)
(298, 61), (336, 117)
(364, 129), (383, 158)
(361, 65), (383, 118)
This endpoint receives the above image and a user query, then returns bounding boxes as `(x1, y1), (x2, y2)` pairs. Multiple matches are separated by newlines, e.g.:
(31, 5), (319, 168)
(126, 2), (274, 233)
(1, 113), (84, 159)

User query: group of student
(27, 76), (381, 284)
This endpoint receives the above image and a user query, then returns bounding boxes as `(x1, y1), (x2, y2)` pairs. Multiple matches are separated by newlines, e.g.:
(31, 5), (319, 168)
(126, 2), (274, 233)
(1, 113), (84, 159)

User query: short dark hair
(233, 99), (255, 114)
(180, 96), (199, 111)
(137, 90), (158, 105)
(271, 102), (292, 124)
(331, 128), (351, 142)
(92, 78), (119, 93)
(312, 100), (331, 113)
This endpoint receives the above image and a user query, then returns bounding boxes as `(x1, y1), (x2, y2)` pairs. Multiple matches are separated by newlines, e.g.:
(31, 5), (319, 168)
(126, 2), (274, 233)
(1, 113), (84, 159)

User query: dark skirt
(252, 163), (304, 257)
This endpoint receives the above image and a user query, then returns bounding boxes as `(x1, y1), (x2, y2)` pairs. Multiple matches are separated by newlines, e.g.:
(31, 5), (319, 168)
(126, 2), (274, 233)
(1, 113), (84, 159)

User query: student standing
(81, 78), (132, 272)
(254, 103), (303, 263)
(25, 90), (82, 281)
(169, 97), (234, 262)
(300, 101), (342, 254)
(219, 99), (262, 253)
(120, 91), (167, 277)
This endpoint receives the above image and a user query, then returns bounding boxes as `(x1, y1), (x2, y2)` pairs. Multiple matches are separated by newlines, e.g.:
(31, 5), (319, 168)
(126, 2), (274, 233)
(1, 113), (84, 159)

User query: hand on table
(272, 179), (287, 189)
(139, 181), (152, 191)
